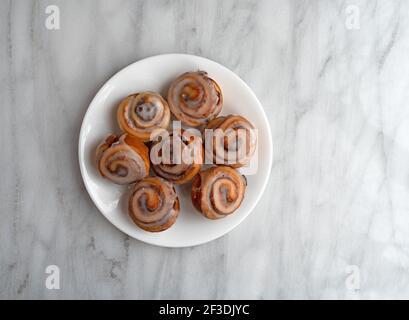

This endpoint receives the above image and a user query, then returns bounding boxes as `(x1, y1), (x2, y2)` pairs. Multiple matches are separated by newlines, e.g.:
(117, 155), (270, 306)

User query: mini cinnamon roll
(128, 177), (180, 232)
(204, 115), (257, 168)
(117, 92), (171, 141)
(191, 166), (246, 219)
(150, 129), (203, 184)
(167, 71), (222, 126)
(96, 134), (150, 185)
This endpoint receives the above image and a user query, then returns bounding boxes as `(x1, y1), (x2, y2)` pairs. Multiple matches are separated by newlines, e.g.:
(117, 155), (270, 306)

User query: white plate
(78, 54), (273, 247)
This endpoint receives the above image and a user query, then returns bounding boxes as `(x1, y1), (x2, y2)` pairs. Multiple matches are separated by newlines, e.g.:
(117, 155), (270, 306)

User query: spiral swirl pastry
(205, 115), (257, 168)
(191, 166), (246, 219)
(96, 134), (150, 185)
(128, 177), (180, 232)
(151, 129), (203, 184)
(117, 92), (171, 141)
(167, 71), (223, 126)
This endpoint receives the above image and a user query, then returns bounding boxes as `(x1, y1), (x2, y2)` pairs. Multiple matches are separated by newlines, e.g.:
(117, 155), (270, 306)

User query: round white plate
(79, 54), (273, 247)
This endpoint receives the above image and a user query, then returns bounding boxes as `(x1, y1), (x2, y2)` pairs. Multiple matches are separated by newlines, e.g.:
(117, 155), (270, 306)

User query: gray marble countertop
(2, 0), (409, 299)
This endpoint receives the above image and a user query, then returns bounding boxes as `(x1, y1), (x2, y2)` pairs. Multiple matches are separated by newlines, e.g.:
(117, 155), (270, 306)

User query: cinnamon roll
(167, 71), (222, 126)
(96, 134), (150, 185)
(117, 92), (171, 141)
(204, 115), (257, 168)
(191, 166), (246, 219)
(150, 129), (203, 184)
(128, 177), (180, 232)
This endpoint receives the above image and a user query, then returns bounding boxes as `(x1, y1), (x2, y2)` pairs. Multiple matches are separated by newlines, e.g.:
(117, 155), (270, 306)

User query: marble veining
(1, 0), (409, 299)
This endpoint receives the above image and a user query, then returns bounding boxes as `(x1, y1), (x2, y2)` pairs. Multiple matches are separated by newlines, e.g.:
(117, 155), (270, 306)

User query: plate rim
(78, 53), (273, 248)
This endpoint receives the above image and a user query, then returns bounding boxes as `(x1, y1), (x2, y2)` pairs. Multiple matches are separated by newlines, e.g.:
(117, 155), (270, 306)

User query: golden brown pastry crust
(117, 92), (171, 141)
(96, 133), (150, 185)
(204, 115), (257, 168)
(151, 129), (203, 184)
(167, 71), (222, 126)
(191, 166), (246, 219)
(128, 177), (180, 232)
